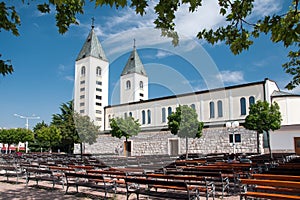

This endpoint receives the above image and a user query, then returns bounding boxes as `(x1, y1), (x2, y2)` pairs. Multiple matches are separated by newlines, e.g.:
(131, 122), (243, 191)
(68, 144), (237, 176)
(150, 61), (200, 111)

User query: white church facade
(74, 27), (300, 156)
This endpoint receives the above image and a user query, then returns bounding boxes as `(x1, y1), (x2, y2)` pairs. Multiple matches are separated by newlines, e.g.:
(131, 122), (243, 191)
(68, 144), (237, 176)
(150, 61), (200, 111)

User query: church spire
(76, 20), (107, 61)
(121, 40), (147, 76)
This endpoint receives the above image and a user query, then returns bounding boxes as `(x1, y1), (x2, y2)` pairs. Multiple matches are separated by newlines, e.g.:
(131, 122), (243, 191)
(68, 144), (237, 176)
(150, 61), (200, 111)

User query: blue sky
(0, 0), (297, 129)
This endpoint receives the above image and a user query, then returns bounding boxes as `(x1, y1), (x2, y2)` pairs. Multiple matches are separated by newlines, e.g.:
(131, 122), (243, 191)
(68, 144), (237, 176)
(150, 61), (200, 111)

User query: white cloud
(216, 70), (245, 84)
(175, 1), (225, 38)
(57, 64), (74, 82)
(64, 76), (74, 82)
(252, 0), (282, 17)
(156, 50), (173, 58)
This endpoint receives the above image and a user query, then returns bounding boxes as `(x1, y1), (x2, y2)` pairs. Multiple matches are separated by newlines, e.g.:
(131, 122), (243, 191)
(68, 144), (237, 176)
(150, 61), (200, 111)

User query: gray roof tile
(121, 47), (147, 76)
(76, 28), (107, 61)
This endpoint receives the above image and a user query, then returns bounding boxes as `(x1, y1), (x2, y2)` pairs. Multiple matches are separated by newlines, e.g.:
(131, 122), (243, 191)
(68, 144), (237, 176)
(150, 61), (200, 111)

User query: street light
(226, 121), (239, 154)
(14, 114), (40, 153)
(14, 114), (40, 130)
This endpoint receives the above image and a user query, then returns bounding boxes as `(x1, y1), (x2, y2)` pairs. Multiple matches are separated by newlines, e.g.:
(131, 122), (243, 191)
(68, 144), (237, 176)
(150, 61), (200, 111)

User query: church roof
(121, 47), (147, 76)
(271, 90), (300, 97)
(76, 28), (107, 61)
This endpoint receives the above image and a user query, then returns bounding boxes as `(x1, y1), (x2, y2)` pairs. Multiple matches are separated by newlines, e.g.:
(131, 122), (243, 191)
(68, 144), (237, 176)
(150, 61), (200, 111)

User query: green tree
(1, 1), (299, 89)
(0, 129), (16, 153)
(168, 105), (204, 159)
(109, 116), (141, 156)
(33, 121), (49, 132)
(244, 100), (282, 159)
(0, 128), (33, 153)
(51, 100), (78, 153)
(73, 112), (100, 155)
(35, 126), (62, 153)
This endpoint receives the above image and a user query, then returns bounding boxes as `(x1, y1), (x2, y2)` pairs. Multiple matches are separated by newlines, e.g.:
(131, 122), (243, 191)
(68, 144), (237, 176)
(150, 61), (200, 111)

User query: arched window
(124, 113), (128, 118)
(96, 66), (101, 76)
(190, 104), (196, 110)
(168, 107), (172, 116)
(209, 101), (215, 118)
(249, 96), (255, 106)
(126, 80), (131, 90)
(162, 108), (166, 123)
(217, 100), (223, 117)
(142, 110), (146, 124)
(147, 109), (151, 124)
(240, 97), (246, 115)
(129, 112), (132, 117)
(139, 81), (143, 89)
(81, 66), (86, 76)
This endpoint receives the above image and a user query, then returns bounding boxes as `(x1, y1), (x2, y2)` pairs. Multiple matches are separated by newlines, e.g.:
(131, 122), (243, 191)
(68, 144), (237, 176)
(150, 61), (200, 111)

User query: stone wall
(75, 127), (262, 155)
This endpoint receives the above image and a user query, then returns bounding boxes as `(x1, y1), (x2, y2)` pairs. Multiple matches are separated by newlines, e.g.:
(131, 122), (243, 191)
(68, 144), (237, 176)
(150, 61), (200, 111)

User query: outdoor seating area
(0, 152), (299, 199)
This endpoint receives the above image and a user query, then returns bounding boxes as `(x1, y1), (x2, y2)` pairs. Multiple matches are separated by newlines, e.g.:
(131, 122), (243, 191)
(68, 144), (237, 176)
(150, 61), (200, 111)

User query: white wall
(105, 81), (266, 130)
(271, 126), (300, 152)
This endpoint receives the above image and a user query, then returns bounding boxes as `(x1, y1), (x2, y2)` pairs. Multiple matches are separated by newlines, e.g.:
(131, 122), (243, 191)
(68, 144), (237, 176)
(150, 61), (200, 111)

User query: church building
(74, 26), (300, 156)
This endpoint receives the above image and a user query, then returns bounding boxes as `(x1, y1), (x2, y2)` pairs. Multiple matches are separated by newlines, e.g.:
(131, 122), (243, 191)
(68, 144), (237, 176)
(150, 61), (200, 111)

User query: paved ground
(0, 177), (240, 200)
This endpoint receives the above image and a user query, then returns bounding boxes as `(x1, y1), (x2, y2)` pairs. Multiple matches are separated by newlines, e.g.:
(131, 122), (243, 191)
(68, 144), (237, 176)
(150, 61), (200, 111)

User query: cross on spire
(91, 17), (95, 29)
(133, 38), (136, 49)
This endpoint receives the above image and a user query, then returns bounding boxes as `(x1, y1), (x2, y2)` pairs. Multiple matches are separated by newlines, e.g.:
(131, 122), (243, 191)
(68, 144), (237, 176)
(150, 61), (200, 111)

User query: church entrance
(169, 139), (179, 156)
(124, 141), (132, 157)
(294, 137), (300, 155)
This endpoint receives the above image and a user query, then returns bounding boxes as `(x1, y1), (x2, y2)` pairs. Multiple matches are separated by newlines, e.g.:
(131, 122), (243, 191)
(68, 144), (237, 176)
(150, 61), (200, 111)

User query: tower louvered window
(96, 66), (101, 76)
(81, 66), (86, 76)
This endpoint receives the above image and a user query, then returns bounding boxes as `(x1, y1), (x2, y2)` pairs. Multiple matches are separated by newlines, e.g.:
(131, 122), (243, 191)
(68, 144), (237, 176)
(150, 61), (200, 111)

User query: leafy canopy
(73, 112), (100, 145)
(168, 105), (204, 138)
(109, 116), (141, 140)
(0, 128), (34, 145)
(35, 125), (62, 151)
(0, 0), (299, 89)
(244, 100), (282, 133)
(51, 100), (78, 153)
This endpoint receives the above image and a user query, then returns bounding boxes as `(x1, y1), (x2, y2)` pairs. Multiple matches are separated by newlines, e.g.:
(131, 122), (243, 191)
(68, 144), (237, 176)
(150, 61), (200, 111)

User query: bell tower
(74, 23), (109, 130)
(120, 40), (148, 104)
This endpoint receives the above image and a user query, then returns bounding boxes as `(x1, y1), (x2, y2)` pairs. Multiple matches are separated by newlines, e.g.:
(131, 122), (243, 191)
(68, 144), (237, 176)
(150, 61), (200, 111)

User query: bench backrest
(240, 178), (300, 189)
(64, 172), (105, 181)
(25, 168), (52, 174)
(125, 177), (188, 188)
(252, 174), (300, 182)
(87, 169), (127, 176)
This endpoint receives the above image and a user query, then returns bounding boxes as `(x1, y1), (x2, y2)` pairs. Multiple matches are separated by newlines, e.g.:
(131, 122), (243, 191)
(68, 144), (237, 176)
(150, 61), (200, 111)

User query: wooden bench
(166, 169), (230, 197)
(240, 178), (300, 199)
(68, 165), (94, 172)
(146, 173), (215, 199)
(25, 167), (64, 188)
(87, 169), (128, 187)
(0, 165), (24, 183)
(64, 172), (116, 198)
(251, 173), (300, 182)
(125, 177), (200, 200)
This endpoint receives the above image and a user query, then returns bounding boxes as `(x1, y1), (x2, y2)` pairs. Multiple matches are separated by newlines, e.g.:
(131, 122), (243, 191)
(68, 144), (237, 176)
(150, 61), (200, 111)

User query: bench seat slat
(244, 191), (300, 200)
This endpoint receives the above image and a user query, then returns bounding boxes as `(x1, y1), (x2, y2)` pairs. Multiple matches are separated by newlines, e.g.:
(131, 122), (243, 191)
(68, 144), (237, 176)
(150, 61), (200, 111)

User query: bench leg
(65, 185), (69, 194)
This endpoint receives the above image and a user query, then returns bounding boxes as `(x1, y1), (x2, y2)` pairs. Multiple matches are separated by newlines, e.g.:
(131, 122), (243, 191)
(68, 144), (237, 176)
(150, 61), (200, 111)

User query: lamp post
(226, 121), (239, 154)
(14, 114), (40, 130)
(14, 114), (40, 153)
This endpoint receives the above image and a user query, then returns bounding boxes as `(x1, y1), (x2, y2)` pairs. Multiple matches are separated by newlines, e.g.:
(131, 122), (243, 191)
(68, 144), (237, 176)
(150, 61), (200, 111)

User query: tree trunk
(185, 137), (188, 160)
(266, 131), (273, 160)
(257, 131), (260, 154)
(125, 138), (128, 157)
(80, 142), (83, 160)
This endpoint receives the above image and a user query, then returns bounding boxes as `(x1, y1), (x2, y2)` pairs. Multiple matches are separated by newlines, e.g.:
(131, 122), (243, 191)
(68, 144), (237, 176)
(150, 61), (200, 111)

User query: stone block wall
(74, 127), (261, 155)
